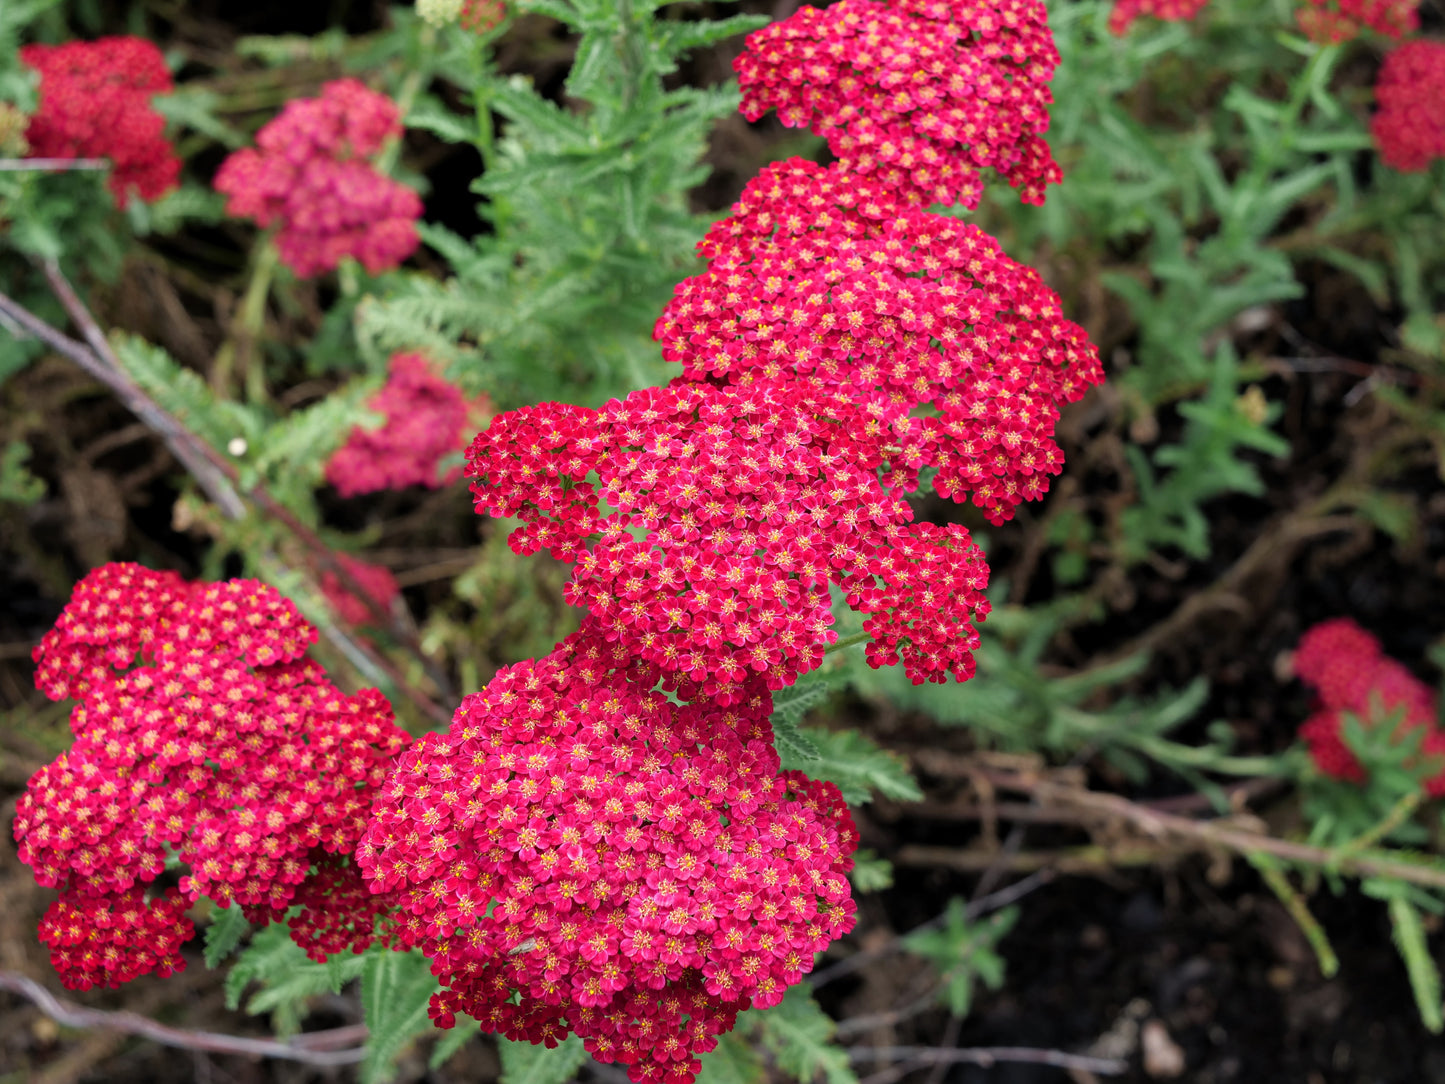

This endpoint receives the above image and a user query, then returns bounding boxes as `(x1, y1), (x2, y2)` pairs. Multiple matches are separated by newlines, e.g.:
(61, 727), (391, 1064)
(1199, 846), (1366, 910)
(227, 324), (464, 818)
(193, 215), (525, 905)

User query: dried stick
(0, 971), (368, 1067)
(850, 1044), (1127, 1077)
(0, 158), (110, 171)
(898, 765), (1445, 892)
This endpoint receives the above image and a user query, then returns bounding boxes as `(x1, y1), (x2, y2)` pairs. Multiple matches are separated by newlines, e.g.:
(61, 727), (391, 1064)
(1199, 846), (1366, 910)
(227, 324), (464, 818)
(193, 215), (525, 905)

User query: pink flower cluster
(1294, 618), (1444, 794)
(19, 36), (180, 207)
(214, 79), (422, 277)
(15, 563), (410, 987)
(656, 157), (1102, 525)
(1107, 0), (1211, 35)
(1370, 39), (1445, 173)
(326, 351), (493, 496)
(468, 377), (991, 697)
(359, 625), (858, 1082)
(319, 555), (402, 626)
(735, 0), (1061, 208)
(1296, 0), (1418, 42)
(462, 0), (508, 31)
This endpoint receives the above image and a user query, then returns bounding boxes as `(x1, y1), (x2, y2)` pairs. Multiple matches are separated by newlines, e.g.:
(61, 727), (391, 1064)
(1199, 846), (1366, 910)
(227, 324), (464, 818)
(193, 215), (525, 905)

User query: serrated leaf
(112, 333), (265, 455)
(1389, 896), (1445, 1033)
(847, 848), (893, 893)
(360, 949), (444, 1084)
(203, 904), (250, 969)
(653, 14), (770, 60)
(499, 1035), (588, 1084)
(428, 1017), (479, 1070)
(492, 78), (589, 147)
(406, 98), (479, 144)
(758, 988), (856, 1084)
(786, 726), (921, 804)
(227, 923), (369, 1035)
(694, 1031), (763, 1084)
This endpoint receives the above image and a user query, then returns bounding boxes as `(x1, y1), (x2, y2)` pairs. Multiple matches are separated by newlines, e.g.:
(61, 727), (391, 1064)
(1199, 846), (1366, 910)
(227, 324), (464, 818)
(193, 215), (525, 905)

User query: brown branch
(0, 971), (367, 1067)
(896, 765), (1445, 892)
(0, 158), (110, 171)
(2, 271), (453, 726)
(849, 1044), (1127, 1077)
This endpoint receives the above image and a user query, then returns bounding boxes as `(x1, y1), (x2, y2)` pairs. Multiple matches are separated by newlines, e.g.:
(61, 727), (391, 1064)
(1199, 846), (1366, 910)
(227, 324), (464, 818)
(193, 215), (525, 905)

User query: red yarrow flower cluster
(655, 158), (1102, 525)
(1107, 0), (1211, 35)
(15, 563), (410, 987)
(326, 351), (493, 496)
(37, 886), (192, 992)
(462, 0), (508, 31)
(1293, 618), (1444, 794)
(19, 36), (181, 207)
(214, 79), (422, 277)
(1296, 0), (1418, 43)
(359, 625), (858, 1084)
(1370, 39), (1445, 173)
(467, 376), (991, 696)
(319, 555), (401, 626)
(735, 0), (1062, 208)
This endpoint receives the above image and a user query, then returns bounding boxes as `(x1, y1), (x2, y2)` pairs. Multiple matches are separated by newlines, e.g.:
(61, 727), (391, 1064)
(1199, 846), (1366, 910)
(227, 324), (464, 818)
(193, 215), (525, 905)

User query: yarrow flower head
(213, 79), (422, 277)
(15, 563), (410, 987)
(326, 351), (493, 497)
(1293, 618), (1444, 794)
(735, 0), (1062, 208)
(418, 0), (506, 29)
(1107, 0), (1211, 35)
(1369, 39), (1445, 173)
(655, 158), (1102, 525)
(1296, 0), (1418, 43)
(467, 376), (991, 696)
(19, 36), (180, 207)
(359, 625), (858, 1084)
(319, 555), (401, 626)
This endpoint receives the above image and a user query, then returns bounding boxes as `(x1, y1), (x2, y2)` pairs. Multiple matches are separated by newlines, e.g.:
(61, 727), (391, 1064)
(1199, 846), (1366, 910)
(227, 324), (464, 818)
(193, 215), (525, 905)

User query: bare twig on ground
(0, 970), (368, 1066)
(851, 1044), (1127, 1084)
(894, 759), (1445, 891)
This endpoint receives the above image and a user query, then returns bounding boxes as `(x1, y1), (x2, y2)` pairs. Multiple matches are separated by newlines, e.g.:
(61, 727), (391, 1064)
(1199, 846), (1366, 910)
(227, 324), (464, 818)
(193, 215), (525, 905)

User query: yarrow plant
(360, 624), (858, 1079)
(1295, 0), (1419, 43)
(14, 563), (410, 988)
(325, 351), (493, 497)
(19, 35), (180, 207)
(417, 0), (507, 31)
(1293, 618), (1444, 794)
(1370, 39), (1445, 173)
(11, 1), (1105, 1078)
(734, 0), (1063, 208)
(1107, 0), (1212, 35)
(213, 78), (422, 277)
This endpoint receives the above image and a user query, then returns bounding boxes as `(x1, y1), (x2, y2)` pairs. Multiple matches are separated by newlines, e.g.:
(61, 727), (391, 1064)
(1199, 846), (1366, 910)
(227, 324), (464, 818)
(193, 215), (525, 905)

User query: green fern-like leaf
(498, 1035), (588, 1084)
(758, 988), (857, 1084)
(694, 1031), (764, 1084)
(225, 923), (368, 1036)
(360, 949), (444, 1084)
(1389, 896), (1445, 1033)
(785, 726), (921, 805)
(111, 333), (265, 455)
(202, 904), (251, 969)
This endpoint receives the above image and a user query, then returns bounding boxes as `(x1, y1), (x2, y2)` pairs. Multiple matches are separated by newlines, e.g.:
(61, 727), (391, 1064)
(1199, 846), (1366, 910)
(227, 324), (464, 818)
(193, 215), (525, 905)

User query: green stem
(827, 630), (873, 655)
(1329, 789), (1423, 870)
(213, 240), (279, 403)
